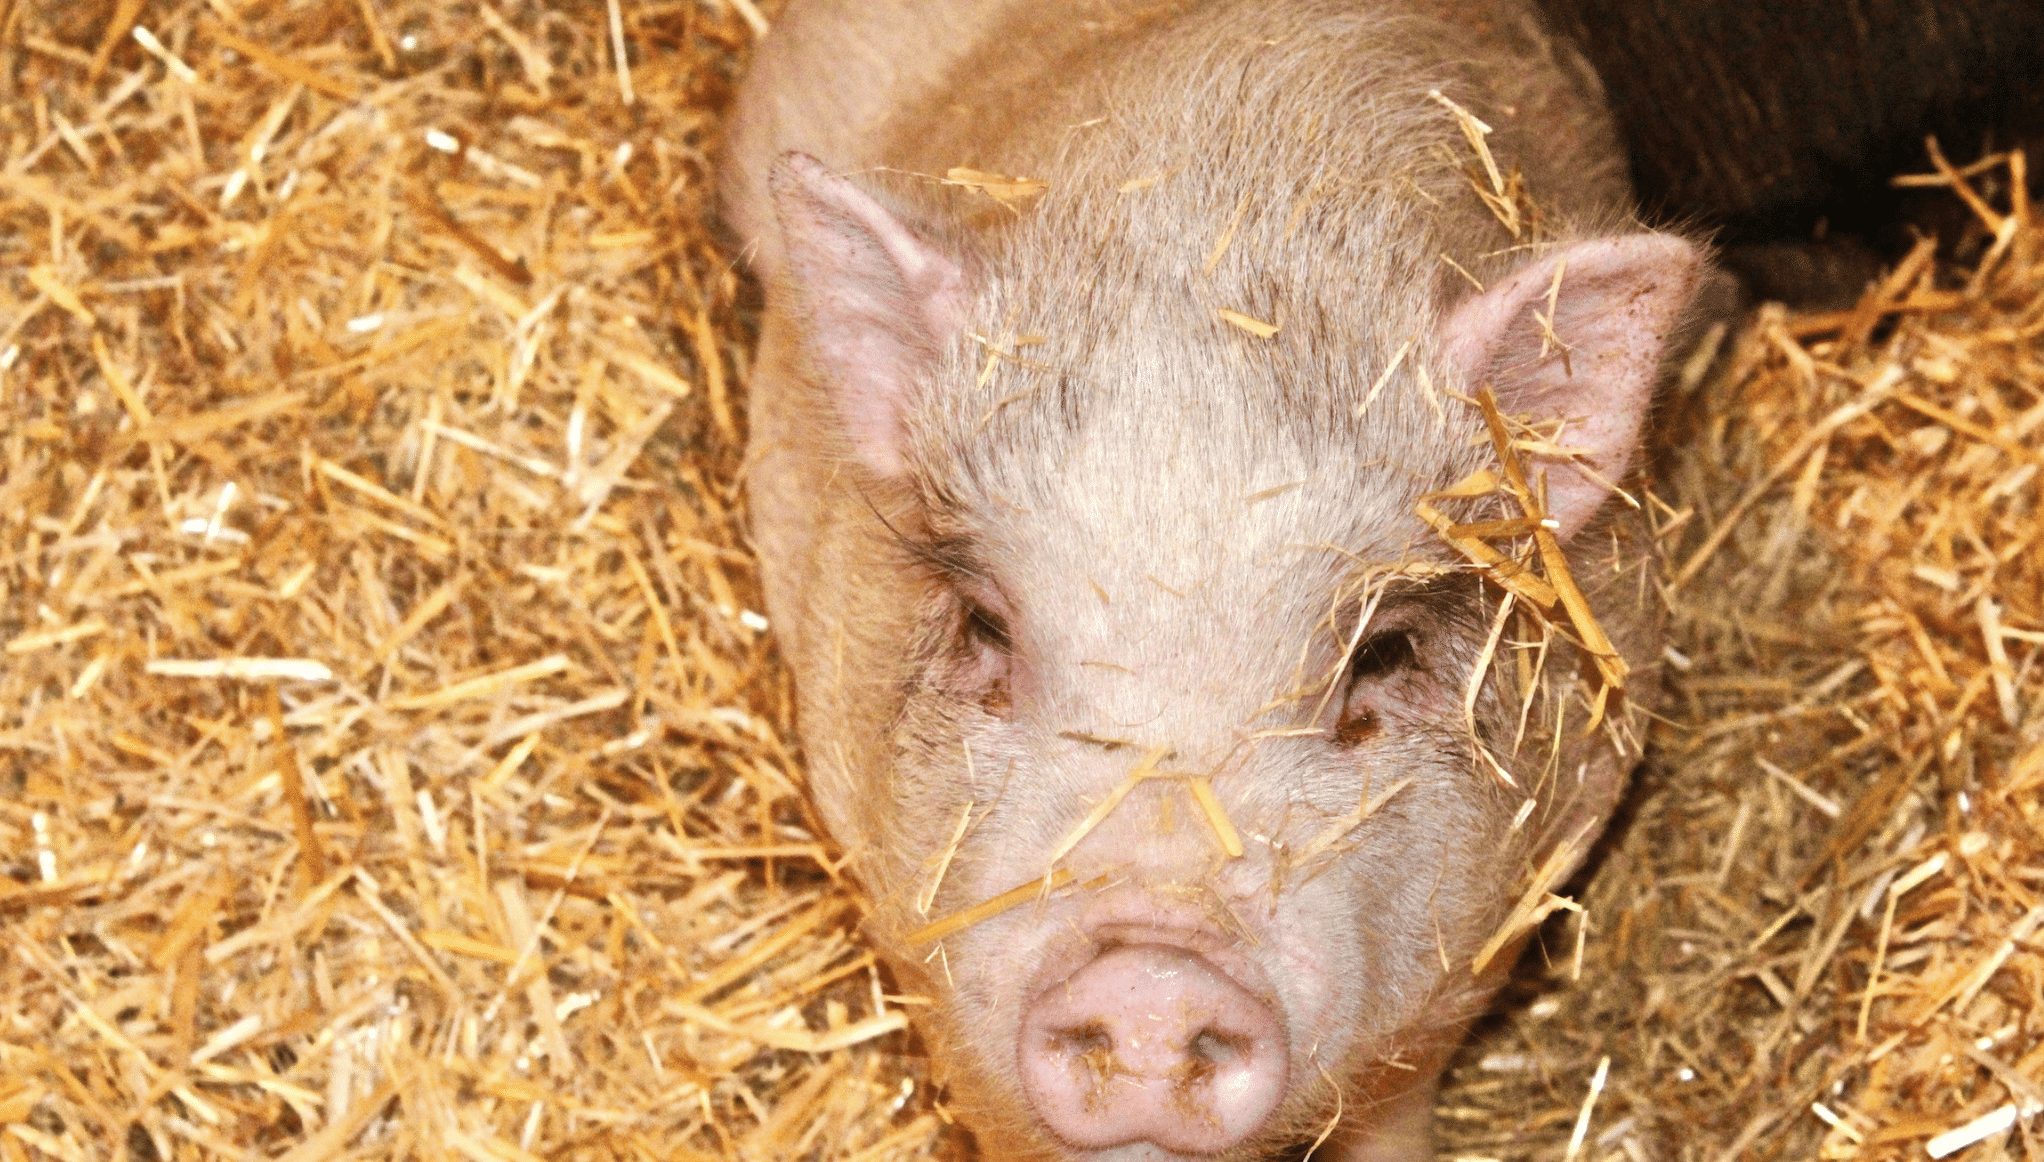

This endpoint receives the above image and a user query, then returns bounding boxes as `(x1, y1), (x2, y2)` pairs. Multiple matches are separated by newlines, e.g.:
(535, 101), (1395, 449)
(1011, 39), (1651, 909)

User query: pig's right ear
(770, 153), (972, 478)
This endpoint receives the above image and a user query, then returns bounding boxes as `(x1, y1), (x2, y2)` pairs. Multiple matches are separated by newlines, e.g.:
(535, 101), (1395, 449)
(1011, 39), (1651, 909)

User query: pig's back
(722, 0), (1627, 275)
(719, 0), (1123, 275)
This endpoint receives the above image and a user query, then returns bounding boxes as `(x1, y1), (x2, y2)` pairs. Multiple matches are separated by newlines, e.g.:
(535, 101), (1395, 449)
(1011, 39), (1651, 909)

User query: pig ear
(1440, 234), (1705, 538)
(770, 152), (971, 478)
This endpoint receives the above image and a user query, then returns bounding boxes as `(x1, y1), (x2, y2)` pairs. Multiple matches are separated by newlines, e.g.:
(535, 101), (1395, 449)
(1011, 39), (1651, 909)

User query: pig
(1534, 0), (2044, 238)
(719, 0), (1701, 1157)
(1532, 0), (2044, 303)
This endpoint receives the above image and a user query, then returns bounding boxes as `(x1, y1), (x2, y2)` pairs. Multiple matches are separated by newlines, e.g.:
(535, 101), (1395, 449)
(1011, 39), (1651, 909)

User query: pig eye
(953, 597), (1013, 716)
(1347, 630), (1416, 682)
(963, 602), (1011, 655)
(1334, 630), (1415, 746)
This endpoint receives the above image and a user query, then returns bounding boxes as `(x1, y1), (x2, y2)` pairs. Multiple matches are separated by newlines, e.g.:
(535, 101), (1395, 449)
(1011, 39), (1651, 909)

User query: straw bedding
(0, 3), (2035, 1160)
(1438, 153), (2044, 1161)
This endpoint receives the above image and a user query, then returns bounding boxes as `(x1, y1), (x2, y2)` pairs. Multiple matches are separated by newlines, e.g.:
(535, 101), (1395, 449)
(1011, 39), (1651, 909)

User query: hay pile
(0, 2), (934, 1157)
(0, 4), (2035, 1160)
(1439, 153), (2044, 1161)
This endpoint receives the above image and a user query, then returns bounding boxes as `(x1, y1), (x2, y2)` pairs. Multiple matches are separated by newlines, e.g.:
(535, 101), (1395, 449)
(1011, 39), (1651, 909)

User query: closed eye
(956, 597), (1014, 716)
(965, 603), (1010, 654)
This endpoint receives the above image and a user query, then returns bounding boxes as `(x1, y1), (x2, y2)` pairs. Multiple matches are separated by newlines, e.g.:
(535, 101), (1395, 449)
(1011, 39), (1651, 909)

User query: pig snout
(1018, 942), (1288, 1154)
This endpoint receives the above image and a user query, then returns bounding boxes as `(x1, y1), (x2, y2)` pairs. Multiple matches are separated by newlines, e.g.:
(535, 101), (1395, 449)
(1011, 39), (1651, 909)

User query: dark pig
(1535, 0), (2044, 299)
(722, 1), (1701, 1158)
(1537, 0), (2044, 235)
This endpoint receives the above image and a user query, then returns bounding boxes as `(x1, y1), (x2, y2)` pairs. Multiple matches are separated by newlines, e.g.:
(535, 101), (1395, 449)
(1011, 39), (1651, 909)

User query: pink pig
(721, 1), (1704, 1157)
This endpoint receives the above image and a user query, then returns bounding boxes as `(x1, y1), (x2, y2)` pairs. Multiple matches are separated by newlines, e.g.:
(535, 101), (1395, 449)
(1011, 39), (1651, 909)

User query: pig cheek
(916, 902), (1066, 1120)
(1291, 864), (1431, 1058)
(1212, 850), (1367, 1071)
(871, 697), (1010, 921)
(858, 760), (1037, 1109)
(1303, 734), (1481, 1045)
(1261, 888), (1354, 1061)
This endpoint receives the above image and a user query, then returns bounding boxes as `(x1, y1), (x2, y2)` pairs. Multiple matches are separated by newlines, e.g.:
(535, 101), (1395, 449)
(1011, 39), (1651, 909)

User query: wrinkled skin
(720, 2), (1701, 1157)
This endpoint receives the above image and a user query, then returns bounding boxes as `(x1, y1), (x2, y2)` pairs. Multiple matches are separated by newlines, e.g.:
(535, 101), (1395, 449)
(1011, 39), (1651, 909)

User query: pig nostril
(1189, 1028), (1244, 1067)
(1049, 1022), (1121, 1095)
(1052, 1023), (1113, 1058)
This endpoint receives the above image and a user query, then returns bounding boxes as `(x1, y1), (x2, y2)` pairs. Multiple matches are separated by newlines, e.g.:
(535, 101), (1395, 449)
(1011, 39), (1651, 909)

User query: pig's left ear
(770, 152), (972, 478)
(1440, 234), (1706, 538)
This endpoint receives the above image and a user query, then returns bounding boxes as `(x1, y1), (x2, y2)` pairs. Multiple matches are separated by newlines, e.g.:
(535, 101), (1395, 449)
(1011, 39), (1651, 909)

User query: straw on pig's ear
(770, 152), (971, 478)
(1441, 233), (1706, 538)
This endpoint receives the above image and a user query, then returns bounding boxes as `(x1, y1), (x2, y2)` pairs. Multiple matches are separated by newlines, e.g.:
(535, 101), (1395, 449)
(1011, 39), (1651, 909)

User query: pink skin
(907, 767), (1477, 1158)
(722, 1), (1706, 1156)
(753, 160), (1695, 1150)
(751, 160), (1694, 1156)
(1003, 885), (1391, 1158)
(1018, 944), (1288, 1153)
(755, 157), (1695, 1150)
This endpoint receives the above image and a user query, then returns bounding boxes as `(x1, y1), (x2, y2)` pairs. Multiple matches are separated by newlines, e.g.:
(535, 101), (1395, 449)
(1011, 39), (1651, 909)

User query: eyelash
(963, 601), (1011, 655)
(948, 591), (1015, 717)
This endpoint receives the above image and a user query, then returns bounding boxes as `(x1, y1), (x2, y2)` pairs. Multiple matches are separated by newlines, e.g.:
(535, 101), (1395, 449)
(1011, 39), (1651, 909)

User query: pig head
(724, 2), (1708, 1157)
